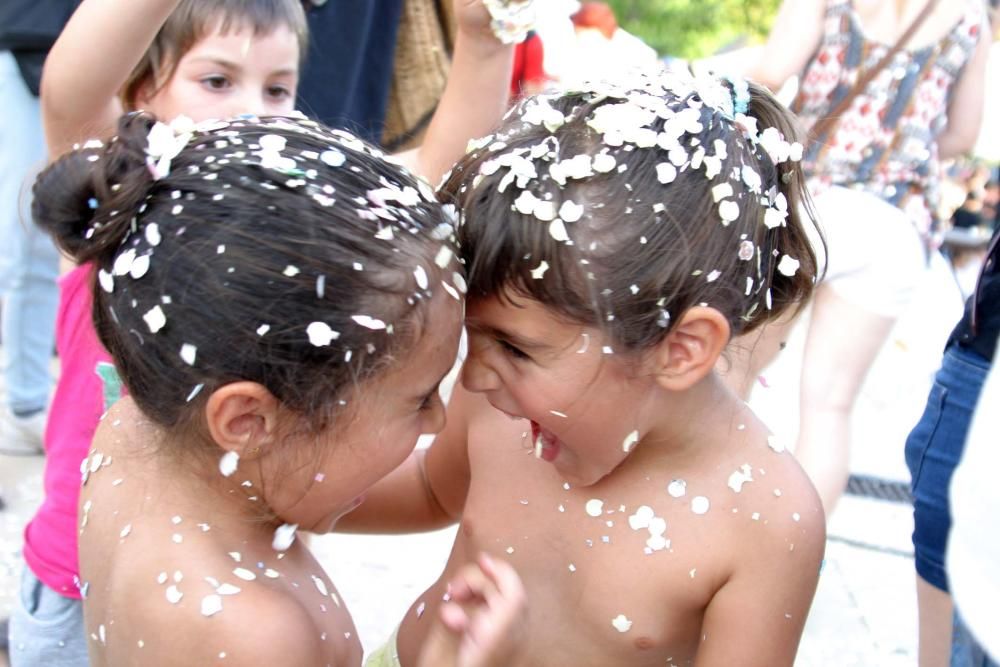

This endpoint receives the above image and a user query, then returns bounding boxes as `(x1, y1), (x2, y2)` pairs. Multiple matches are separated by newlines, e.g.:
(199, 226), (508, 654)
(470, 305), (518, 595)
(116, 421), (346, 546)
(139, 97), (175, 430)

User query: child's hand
(454, 0), (533, 46)
(418, 553), (527, 667)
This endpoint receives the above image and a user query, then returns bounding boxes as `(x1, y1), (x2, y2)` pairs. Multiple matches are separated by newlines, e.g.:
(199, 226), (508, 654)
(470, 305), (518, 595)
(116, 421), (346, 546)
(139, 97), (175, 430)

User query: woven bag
(382, 0), (457, 151)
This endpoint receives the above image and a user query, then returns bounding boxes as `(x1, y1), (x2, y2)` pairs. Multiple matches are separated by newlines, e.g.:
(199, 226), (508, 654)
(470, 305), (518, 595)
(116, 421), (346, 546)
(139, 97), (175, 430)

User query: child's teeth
(534, 432), (544, 459)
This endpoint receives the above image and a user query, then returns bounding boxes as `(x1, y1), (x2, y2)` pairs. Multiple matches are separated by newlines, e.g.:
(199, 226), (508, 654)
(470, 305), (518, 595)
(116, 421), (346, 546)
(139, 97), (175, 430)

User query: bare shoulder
(126, 580), (327, 666)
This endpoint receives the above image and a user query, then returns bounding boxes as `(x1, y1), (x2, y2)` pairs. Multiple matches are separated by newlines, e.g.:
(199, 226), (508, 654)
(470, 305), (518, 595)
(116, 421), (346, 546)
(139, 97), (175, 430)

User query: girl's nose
(460, 353), (502, 394)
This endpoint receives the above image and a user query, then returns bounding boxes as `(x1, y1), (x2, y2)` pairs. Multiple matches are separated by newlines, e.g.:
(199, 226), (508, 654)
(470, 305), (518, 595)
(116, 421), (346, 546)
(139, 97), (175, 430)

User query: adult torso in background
(792, 0), (985, 238)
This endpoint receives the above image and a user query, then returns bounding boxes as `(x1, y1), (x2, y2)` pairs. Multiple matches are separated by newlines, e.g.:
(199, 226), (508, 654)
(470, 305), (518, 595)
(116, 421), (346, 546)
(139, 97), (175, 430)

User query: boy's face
(141, 23), (300, 123)
(268, 293), (463, 534)
(463, 292), (659, 487)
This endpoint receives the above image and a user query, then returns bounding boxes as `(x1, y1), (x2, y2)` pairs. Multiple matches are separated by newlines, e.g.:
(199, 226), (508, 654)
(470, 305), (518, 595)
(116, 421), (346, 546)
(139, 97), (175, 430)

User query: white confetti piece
(656, 162), (677, 184)
(219, 451), (239, 477)
(321, 150), (345, 167)
(306, 322), (339, 347)
(143, 305), (166, 333)
(718, 200), (740, 224)
(352, 315), (386, 330)
(414, 265), (429, 290)
(145, 223), (162, 246)
(585, 499), (604, 517)
(165, 585), (183, 604)
(622, 430), (639, 453)
(201, 594), (223, 617)
(217, 583), (241, 595)
(375, 226), (394, 241)
(272, 523), (298, 551)
(691, 496), (710, 515)
(186, 383), (204, 403)
(311, 575), (329, 597)
(113, 249), (136, 276)
(98, 269), (114, 293)
(119, 524), (132, 539)
(434, 246), (453, 269)
(256, 324), (270, 336)
(792, 512), (801, 522)
(233, 568), (256, 581)
(179, 343), (197, 366)
(777, 255), (800, 277)
(549, 218), (570, 242)
(130, 254), (150, 279)
(530, 261), (549, 280)
(283, 265), (300, 277)
(628, 506), (654, 530)
(559, 200), (584, 223)
(667, 479), (687, 498)
(767, 435), (786, 453)
(612, 614), (632, 633)
(727, 464), (754, 493)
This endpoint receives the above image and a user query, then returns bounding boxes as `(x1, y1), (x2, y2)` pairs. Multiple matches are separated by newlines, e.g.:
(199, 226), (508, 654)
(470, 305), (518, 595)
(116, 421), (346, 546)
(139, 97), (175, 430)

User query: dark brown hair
(33, 113), (457, 435)
(121, 0), (308, 110)
(444, 73), (822, 352)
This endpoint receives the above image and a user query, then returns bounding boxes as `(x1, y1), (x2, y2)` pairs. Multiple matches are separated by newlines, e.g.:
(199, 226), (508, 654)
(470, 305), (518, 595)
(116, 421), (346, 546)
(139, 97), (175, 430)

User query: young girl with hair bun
(14, 0), (515, 661)
(33, 112), (525, 666)
(345, 70), (827, 667)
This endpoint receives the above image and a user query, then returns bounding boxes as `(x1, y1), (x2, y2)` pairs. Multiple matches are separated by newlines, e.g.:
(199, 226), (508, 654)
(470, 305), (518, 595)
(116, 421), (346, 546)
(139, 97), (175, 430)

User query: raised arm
(748, 0), (826, 91)
(335, 379), (478, 533)
(397, 0), (514, 185)
(936, 14), (992, 160)
(695, 481), (826, 666)
(40, 0), (182, 159)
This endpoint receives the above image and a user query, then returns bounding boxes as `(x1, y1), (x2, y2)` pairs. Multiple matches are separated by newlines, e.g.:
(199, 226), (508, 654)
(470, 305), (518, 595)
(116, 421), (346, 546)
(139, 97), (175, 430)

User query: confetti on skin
(172, 534), (183, 544)
(792, 513), (801, 522)
(612, 614), (633, 633)
(120, 524), (132, 539)
(219, 451), (239, 477)
(691, 496), (710, 515)
(585, 499), (605, 517)
(689, 568), (697, 578)
(668, 479), (687, 498)
(165, 585), (183, 604)
(727, 464), (754, 493)
(622, 430), (640, 453)
(767, 435), (786, 453)
(143, 305), (166, 334)
(628, 506), (655, 530)
(179, 344), (197, 366)
(576, 333), (590, 354)
(777, 255), (800, 277)
(568, 564), (576, 572)
(264, 569), (280, 579)
(201, 594), (223, 617)
(157, 572), (168, 584)
(272, 523), (298, 551)
(550, 410), (567, 418)
(416, 601), (426, 618)
(312, 576), (330, 597)
(233, 568), (256, 581)
(306, 322), (339, 347)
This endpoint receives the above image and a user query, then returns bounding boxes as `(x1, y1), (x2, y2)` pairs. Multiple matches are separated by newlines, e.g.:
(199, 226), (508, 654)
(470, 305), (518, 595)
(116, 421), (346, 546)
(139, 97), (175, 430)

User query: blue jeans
(953, 610), (999, 667)
(8, 566), (89, 666)
(904, 345), (991, 592)
(0, 51), (59, 413)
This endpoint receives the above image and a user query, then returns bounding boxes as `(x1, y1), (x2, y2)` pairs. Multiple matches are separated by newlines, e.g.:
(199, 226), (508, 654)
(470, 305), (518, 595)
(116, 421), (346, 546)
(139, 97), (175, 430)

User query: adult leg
(0, 51), (59, 448)
(915, 575), (953, 667)
(794, 283), (895, 514)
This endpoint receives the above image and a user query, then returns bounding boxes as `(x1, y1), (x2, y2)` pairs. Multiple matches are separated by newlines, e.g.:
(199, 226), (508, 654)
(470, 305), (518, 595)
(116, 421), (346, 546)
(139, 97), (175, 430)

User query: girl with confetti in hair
(343, 70), (827, 667)
(33, 112), (526, 667)
(14, 0), (519, 662)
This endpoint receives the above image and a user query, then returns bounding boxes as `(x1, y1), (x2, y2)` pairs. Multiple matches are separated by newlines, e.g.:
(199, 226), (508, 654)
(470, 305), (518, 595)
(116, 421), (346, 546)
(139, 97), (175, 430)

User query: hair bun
(33, 112), (159, 265)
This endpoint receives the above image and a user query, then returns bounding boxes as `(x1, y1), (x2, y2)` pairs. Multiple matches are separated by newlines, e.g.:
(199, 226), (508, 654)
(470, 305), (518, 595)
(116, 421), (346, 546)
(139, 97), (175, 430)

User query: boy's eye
(202, 75), (230, 90)
(419, 390), (440, 411)
(498, 339), (529, 360)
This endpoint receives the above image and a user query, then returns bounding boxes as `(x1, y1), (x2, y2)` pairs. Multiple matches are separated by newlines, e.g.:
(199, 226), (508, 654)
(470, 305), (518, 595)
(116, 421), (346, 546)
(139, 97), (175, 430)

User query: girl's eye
(498, 339), (529, 360)
(419, 389), (440, 411)
(202, 75), (230, 90)
(267, 85), (292, 100)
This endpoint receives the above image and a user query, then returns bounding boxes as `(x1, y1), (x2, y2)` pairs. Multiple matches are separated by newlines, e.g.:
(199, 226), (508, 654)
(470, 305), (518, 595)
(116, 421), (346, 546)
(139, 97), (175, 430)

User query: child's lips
(530, 421), (561, 462)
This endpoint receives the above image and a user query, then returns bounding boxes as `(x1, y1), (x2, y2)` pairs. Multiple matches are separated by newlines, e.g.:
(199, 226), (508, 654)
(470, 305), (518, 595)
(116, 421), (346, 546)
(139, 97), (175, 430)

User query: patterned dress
(792, 0), (984, 241)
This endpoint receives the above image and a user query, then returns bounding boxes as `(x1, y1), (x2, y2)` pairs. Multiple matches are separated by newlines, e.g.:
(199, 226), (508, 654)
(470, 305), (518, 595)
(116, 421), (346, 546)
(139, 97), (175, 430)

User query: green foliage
(604, 0), (782, 59)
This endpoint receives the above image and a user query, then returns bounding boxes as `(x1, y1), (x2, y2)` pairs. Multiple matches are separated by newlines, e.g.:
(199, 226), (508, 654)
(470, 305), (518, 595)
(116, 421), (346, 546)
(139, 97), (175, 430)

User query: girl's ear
(651, 307), (731, 391)
(204, 382), (281, 455)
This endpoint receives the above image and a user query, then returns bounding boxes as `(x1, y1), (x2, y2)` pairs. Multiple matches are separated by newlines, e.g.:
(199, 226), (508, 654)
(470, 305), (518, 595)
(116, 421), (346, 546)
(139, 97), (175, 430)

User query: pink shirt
(23, 266), (113, 598)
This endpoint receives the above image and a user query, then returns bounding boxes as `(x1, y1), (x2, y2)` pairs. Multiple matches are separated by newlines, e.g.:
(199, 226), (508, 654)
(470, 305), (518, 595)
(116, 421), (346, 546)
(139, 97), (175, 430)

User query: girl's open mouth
(530, 421), (561, 462)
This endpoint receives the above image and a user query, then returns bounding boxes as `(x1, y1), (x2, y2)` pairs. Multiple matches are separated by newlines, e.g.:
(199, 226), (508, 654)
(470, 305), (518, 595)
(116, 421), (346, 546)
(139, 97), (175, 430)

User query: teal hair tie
(726, 76), (751, 116)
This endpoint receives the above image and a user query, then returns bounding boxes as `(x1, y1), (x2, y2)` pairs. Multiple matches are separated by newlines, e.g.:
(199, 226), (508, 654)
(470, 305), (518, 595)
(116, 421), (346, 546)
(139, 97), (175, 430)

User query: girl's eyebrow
(466, 321), (549, 351)
(185, 56), (296, 77)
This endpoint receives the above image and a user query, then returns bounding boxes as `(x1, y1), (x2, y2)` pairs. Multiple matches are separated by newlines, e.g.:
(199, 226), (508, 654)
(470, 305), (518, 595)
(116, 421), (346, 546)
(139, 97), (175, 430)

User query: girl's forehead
(183, 22), (302, 66)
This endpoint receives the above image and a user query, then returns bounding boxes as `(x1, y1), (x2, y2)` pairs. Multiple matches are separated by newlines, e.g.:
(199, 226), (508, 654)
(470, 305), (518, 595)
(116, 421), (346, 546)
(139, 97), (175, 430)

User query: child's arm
(395, 0), (514, 185)
(694, 483), (826, 666)
(40, 0), (182, 159)
(335, 380), (479, 533)
(746, 0), (825, 92)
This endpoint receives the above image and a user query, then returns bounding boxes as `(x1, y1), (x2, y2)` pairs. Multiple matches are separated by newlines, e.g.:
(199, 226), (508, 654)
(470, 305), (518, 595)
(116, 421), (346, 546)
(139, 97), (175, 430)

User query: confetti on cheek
(201, 594), (223, 617)
(667, 479), (687, 498)
(165, 585), (183, 604)
(233, 568), (256, 581)
(691, 496), (710, 515)
(612, 614), (633, 633)
(628, 505), (654, 530)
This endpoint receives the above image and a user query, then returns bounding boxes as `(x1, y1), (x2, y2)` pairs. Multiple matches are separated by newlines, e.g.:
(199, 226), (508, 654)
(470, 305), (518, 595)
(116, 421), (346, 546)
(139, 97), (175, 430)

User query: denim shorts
(8, 566), (89, 667)
(905, 345), (991, 592)
(953, 610), (1000, 666)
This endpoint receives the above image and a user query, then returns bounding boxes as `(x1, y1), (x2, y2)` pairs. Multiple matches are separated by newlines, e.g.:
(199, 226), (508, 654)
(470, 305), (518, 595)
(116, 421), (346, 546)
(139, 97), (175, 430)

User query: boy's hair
(121, 0), (308, 110)
(444, 71), (822, 352)
(33, 113), (458, 439)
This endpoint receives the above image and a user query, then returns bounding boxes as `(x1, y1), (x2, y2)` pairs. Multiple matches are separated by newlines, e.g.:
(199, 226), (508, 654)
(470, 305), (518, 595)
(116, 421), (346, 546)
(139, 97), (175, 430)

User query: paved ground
(0, 250), (967, 665)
